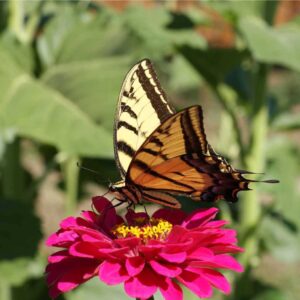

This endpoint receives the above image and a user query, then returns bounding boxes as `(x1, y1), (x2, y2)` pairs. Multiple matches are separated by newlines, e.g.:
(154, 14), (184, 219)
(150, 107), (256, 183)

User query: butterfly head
(109, 180), (141, 205)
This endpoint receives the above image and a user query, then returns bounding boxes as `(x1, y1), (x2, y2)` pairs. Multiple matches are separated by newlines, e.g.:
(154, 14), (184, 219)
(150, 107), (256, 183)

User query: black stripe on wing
(137, 60), (175, 122)
(117, 121), (138, 134)
(117, 141), (135, 157)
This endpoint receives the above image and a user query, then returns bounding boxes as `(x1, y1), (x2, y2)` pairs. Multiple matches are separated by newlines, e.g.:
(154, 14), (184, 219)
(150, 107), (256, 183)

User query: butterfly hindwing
(127, 106), (249, 202)
(114, 59), (175, 178)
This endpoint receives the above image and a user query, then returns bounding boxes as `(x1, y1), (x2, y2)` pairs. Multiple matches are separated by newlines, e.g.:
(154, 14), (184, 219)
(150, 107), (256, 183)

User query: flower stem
(213, 83), (246, 165)
(62, 155), (80, 215)
(239, 64), (269, 265)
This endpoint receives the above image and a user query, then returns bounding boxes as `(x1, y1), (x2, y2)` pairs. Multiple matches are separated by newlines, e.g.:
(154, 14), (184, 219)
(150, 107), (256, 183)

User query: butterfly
(109, 59), (276, 208)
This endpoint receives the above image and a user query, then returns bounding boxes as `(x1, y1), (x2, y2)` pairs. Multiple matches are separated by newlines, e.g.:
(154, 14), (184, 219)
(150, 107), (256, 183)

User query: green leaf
(273, 112), (300, 131)
(166, 29), (206, 49)
(66, 277), (132, 300)
(122, 5), (173, 58)
(0, 257), (44, 286)
(56, 15), (129, 64)
(0, 199), (42, 260)
(37, 6), (129, 67)
(41, 56), (131, 131)
(265, 138), (300, 227)
(0, 33), (34, 73)
(209, 0), (268, 20)
(260, 215), (300, 263)
(239, 17), (300, 72)
(36, 5), (83, 67)
(180, 47), (246, 86)
(12, 276), (52, 300)
(252, 288), (289, 300)
(0, 75), (113, 158)
(0, 43), (25, 102)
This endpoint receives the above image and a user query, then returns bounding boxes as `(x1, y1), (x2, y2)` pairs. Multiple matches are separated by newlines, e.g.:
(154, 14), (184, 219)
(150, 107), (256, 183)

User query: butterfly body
(110, 59), (258, 208)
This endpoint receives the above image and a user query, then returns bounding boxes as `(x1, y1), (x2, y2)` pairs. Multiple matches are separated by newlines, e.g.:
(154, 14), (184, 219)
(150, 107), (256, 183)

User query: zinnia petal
(99, 261), (129, 284)
(124, 267), (158, 299)
(125, 209), (149, 225)
(158, 251), (187, 263)
(200, 269), (231, 294)
(159, 277), (183, 300)
(182, 207), (218, 229)
(152, 208), (186, 225)
(178, 269), (212, 298)
(46, 256), (99, 297)
(149, 260), (182, 277)
(125, 256), (145, 276)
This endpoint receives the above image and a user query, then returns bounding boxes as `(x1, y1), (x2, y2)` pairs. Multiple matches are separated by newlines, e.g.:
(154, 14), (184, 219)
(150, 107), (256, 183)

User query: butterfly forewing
(114, 59), (175, 178)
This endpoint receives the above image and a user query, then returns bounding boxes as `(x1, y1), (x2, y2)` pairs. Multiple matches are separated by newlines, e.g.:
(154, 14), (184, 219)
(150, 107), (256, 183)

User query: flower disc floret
(46, 196), (244, 300)
(112, 218), (172, 241)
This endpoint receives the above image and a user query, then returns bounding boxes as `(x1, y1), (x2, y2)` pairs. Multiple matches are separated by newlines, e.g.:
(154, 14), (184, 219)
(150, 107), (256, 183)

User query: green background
(0, 1), (299, 299)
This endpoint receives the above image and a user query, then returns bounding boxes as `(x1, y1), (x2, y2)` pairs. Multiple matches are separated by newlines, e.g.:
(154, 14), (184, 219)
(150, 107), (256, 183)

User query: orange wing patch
(128, 106), (251, 203)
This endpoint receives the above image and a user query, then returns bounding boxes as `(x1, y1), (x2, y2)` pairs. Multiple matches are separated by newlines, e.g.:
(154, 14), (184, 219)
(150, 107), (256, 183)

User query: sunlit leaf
(37, 6), (129, 67)
(37, 5), (81, 67)
(0, 33), (34, 73)
(0, 43), (25, 102)
(0, 76), (113, 157)
(239, 17), (300, 72)
(41, 56), (131, 131)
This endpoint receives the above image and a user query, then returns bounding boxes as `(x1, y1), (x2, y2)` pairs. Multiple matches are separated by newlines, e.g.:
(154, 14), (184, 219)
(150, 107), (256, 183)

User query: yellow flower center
(112, 218), (172, 241)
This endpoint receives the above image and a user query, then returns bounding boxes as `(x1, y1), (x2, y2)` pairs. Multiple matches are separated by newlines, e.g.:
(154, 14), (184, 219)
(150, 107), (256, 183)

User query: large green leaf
(239, 17), (300, 72)
(56, 14), (129, 64)
(36, 5), (84, 67)
(0, 34), (34, 73)
(260, 215), (300, 263)
(37, 6), (129, 67)
(122, 5), (205, 59)
(41, 56), (131, 131)
(264, 138), (300, 226)
(0, 43), (25, 103)
(180, 47), (246, 86)
(0, 75), (113, 157)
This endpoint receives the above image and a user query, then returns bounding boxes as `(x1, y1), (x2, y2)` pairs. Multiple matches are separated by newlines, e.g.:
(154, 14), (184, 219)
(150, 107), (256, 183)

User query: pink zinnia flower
(46, 196), (243, 299)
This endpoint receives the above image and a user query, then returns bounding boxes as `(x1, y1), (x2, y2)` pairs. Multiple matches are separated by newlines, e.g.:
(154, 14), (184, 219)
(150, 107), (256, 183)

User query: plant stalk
(0, 280), (11, 300)
(239, 64), (269, 265)
(62, 155), (80, 215)
(214, 84), (246, 165)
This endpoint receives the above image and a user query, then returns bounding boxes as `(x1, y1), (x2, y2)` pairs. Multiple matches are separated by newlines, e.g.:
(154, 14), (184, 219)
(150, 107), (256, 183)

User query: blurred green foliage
(0, 1), (299, 300)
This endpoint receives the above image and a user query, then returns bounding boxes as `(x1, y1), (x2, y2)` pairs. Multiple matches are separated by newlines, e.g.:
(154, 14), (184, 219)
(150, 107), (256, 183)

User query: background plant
(0, 1), (299, 300)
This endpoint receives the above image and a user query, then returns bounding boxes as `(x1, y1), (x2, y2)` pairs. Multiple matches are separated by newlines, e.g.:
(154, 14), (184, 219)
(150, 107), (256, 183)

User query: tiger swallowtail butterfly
(109, 59), (277, 208)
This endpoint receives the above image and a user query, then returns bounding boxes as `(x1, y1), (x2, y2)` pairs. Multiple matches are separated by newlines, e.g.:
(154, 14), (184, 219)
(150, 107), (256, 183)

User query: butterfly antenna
(77, 162), (111, 184)
(246, 178), (280, 184)
(236, 169), (264, 175)
(237, 169), (279, 184)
